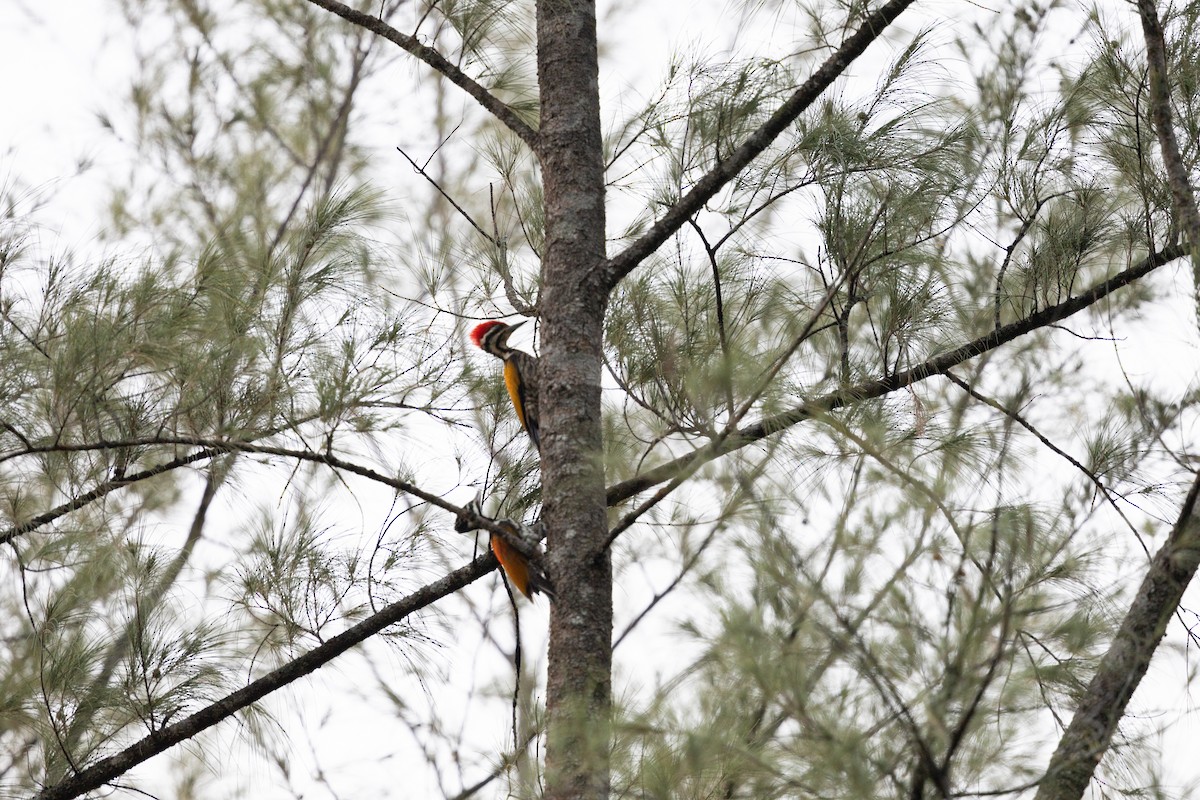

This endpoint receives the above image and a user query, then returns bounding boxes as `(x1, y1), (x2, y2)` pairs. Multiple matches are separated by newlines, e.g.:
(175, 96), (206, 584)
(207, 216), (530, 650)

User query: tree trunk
(535, 0), (611, 798)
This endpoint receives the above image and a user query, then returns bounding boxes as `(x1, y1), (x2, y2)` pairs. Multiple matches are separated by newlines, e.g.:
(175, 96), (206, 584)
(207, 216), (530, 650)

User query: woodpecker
(454, 498), (555, 601)
(470, 320), (540, 453)
(489, 518), (555, 601)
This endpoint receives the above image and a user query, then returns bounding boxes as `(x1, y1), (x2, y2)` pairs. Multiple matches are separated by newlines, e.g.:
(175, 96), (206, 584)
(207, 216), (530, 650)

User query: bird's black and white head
(470, 320), (524, 358)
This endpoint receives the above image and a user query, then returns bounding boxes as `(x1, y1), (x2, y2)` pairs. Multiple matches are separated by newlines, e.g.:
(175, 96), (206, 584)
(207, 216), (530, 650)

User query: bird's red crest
(470, 320), (505, 348)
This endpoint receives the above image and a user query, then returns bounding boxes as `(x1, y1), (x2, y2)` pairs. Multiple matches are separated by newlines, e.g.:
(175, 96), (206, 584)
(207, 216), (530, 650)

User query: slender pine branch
(0, 439), (534, 554)
(34, 554), (499, 800)
(446, 729), (540, 800)
(398, 142), (495, 246)
(0, 437), (448, 507)
(611, 517), (723, 648)
(602, 0), (917, 289)
(942, 370), (1149, 556)
(606, 243), (1187, 507)
(0, 448), (221, 546)
(302, 0), (538, 148)
(1136, 0), (1200, 265)
(1033, 468), (1200, 800)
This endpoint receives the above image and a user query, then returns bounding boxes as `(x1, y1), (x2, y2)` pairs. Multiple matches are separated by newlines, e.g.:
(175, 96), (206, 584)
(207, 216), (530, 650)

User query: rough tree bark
(535, 0), (612, 798)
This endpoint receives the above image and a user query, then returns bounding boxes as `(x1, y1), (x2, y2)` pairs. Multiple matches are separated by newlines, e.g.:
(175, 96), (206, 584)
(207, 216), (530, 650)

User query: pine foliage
(3, 0), (1200, 798)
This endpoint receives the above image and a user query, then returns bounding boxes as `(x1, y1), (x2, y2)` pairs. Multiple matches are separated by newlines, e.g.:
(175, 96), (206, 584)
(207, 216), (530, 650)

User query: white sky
(3, 1), (1200, 799)
(0, 4), (138, 248)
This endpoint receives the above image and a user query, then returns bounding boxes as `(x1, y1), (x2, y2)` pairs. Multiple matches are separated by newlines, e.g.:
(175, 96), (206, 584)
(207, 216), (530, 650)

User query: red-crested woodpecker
(470, 320), (540, 453)
(454, 498), (554, 601)
(489, 518), (555, 601)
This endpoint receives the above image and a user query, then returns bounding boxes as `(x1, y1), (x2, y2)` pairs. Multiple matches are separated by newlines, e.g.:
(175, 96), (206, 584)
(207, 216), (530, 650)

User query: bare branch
(302, 0), (538, 149)
(686, 218), (735, 418)
(606, 243), (1188, 507)
(494, 184), (539, 316)
(34, 553), (498, 800)
(1136, 0), (1200, 268)
(398, 143), (495, 246)
(602, 0), (917, 289)
(1033, 468), (1200, 800)
(611, 521), (721, 649)
(446, 729), (540, 800)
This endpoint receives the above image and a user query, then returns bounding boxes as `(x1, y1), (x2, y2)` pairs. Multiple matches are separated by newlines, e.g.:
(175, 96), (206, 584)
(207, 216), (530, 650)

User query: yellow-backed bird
(454, 498), (554, 601)
(489, 518), (555, 601)
(471, 320), (540, 453)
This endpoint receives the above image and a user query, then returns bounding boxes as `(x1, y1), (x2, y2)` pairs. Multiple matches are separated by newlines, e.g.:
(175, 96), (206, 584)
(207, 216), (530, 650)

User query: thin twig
(445, 730), (540, 800)
(686, 218), (736, 419)
(942, 370), (1149, 556)
(303, 0), (538, 148)
(397, 141), (494, 246)
(612, 522), (721, 648)
(492, 183), (538, 316)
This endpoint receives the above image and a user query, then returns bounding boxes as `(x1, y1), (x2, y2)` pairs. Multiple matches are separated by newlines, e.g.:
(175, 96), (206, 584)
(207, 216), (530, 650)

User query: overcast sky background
(4, 1), (1200, 798)
(2, 6), (133, 246)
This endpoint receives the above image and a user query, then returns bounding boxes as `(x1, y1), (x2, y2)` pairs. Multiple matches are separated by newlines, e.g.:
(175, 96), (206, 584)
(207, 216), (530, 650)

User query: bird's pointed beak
(499, 320), (525, 345)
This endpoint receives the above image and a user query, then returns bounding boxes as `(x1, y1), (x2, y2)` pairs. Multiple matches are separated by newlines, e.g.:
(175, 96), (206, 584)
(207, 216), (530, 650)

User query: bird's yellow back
(502, 359), (529, 432)
(490, 533), (532, 598)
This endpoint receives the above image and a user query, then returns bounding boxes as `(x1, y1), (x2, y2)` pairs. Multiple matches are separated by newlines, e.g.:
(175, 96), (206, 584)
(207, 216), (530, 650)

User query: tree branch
(34, 554), (498, 800)
(302, 0), (538, 149)
(0, 448), (221, 546)
(0, 439), (518, 547)
(0, 437), (450, 507)
(606, 243), (1187, 507)
(1135, 0), (1200, 267)
(602, 0), (917, 289)
(942, 370), (1149, 556)
(1033, 468), (1200, 800)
